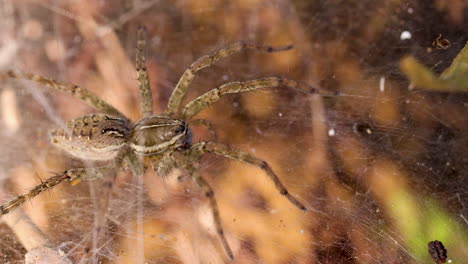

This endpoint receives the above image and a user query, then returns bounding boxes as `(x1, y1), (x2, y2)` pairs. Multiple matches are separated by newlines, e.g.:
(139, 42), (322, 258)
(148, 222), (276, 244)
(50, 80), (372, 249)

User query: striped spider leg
(0, 71), (125, 119)
(165, 41), (295, 115)
(0, 25), (338, 261)
(0, 113), (132, 215)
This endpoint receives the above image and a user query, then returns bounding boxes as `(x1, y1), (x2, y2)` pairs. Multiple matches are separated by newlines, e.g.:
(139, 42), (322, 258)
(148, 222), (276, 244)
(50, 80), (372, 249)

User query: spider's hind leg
(0, 71), (125, 118)
(0, 167), (112, 216)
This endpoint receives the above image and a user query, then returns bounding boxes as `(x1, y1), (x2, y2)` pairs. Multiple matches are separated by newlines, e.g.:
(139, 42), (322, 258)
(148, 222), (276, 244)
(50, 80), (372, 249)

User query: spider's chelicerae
(0, 27), (336, 260)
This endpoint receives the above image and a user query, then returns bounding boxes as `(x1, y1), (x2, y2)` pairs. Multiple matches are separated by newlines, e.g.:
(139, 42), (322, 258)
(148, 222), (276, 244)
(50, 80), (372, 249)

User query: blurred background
(0, 0), (467, 263)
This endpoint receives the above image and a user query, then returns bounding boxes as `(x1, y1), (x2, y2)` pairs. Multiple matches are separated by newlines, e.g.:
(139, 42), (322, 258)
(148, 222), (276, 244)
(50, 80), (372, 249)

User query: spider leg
(0, 71), (125, 118)
(136, 26), (154, 117)
(0, 167), (112, 216)
(166, 41), (295, 115)
(190, 167), (234, 261)
(188, 142), (307, 211)
(153, 153), (234, 259)
(179, 159), (234, 260)
(188, 119), (218, 141)
(181, 77), (338, 119)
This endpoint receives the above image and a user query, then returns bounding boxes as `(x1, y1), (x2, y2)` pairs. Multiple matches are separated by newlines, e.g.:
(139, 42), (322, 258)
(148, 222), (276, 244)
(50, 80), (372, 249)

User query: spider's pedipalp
(166, 41), (295, 115)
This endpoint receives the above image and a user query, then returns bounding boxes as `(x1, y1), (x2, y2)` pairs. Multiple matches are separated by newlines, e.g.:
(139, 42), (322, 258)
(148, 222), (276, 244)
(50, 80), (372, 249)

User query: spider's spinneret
(50, 114), (130, 161)
(130, 115), (192, 156)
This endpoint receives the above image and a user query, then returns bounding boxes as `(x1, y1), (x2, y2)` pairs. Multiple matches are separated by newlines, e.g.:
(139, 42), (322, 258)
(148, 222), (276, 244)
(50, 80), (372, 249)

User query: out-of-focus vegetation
(0, 0), (466, 263)
(401, 41), (468, 91)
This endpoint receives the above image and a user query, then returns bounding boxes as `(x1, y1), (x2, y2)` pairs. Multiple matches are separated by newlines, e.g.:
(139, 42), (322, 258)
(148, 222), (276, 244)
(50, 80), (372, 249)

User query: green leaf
(400, 41), (468, 92)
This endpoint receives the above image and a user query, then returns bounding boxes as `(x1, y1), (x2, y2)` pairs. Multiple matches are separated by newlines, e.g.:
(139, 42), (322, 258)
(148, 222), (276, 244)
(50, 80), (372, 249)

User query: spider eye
(174, 125), (185, 134)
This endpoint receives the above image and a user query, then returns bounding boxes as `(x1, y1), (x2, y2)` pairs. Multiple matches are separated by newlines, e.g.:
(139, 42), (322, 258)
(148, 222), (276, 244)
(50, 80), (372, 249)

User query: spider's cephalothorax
(0, 27), (338, 260)
(130, 115), (192, 156)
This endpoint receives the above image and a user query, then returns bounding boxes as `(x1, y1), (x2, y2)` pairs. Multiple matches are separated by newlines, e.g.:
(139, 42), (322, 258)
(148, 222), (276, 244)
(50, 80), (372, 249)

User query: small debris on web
(427, 240), (447, 264)
(432, 34), (450, 50)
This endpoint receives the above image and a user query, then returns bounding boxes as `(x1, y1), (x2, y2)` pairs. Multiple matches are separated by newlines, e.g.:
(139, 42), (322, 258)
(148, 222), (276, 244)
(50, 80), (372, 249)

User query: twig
(2, 209), (73, 264)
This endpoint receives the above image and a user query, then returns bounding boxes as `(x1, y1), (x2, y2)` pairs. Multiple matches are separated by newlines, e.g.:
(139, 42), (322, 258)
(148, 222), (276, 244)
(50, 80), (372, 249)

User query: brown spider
(0, 27), (336, 260)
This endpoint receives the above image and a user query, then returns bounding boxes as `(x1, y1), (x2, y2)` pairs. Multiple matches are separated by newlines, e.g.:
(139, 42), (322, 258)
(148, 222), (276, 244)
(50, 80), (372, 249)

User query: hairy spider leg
(175, 155), (234, 261)
(165, 41), (295, 115)
(136, 26), (154, 117)
(188, 142), (307, 211)
(0, 167), (113, 215)
(0, 71), (125, 118)
(150, 151), (233, 260)
(182, 76), (338, 119)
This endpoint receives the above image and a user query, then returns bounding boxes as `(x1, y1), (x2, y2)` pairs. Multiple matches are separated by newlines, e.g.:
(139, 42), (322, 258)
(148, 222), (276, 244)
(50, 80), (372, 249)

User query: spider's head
(130, 116), (192, 156)
(50, 114), (130, 161)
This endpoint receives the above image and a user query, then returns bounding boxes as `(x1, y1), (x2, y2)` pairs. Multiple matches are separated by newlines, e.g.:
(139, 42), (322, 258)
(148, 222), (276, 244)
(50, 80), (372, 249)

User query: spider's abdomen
(130, 115), (191, 156)
(50, 114), (130, 161)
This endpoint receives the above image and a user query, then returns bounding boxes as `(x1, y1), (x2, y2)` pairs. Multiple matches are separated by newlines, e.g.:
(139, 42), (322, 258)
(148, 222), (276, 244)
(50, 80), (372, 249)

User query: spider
(0, 27), (336, 260)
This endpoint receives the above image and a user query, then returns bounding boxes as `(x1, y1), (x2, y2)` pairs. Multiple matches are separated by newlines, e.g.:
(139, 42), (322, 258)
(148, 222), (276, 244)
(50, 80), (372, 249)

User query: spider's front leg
(153, 153), (234, 260)
(136, 26), (154, 118)
(187, 142), (307, 211)
(0, 167), (112, 215)
(165, 41), (295, 115)
(186, 165), (234, 261)
(181, 159), (234, 260)
(181, 77), (338, 119)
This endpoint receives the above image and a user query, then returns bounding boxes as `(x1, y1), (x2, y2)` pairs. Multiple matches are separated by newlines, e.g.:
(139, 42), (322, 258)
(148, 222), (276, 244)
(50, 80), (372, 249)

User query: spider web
(0, 0), (467, 263)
